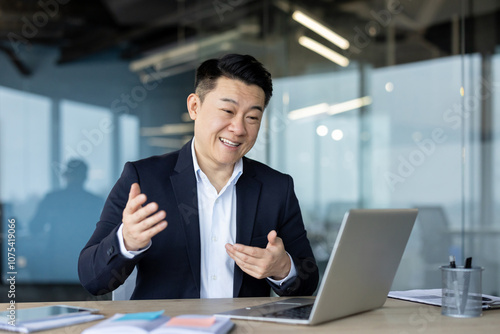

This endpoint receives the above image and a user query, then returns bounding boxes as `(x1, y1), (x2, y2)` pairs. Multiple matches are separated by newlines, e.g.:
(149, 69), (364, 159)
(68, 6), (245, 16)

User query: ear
(186, 93), (200, 121)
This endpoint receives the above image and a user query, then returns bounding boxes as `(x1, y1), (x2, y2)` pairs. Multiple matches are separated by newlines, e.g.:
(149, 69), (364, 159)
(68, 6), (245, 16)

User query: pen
(460, 257), (472, 314)
(449, 255), (461, 313)
(449, 255), (456, 268)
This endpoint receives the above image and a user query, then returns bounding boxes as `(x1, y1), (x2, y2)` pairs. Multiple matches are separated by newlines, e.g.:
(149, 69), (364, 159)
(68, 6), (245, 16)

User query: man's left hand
(225, 230), (291, 280)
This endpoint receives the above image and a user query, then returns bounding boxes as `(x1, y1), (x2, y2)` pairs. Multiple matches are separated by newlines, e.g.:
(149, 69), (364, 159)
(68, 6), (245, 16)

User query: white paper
(388, 289), (500, 309)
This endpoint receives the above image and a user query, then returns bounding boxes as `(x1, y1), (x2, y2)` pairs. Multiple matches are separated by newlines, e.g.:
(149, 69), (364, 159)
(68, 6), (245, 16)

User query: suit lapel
(171, 141), (201, 295)
(233, 158), (262, 296)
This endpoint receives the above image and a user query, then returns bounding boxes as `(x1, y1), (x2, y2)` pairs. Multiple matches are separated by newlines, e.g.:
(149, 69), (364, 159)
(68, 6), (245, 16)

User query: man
(31, 159), (103, 282)
(78, 54), (318, 299)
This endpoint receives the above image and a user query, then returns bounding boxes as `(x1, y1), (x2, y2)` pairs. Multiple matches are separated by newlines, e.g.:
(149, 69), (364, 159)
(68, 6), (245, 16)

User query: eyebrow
(220, 98), (263, 112)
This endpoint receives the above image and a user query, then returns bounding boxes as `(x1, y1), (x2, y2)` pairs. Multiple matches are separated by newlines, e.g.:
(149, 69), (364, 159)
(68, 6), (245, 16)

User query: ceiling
(1, 0), (499, 77)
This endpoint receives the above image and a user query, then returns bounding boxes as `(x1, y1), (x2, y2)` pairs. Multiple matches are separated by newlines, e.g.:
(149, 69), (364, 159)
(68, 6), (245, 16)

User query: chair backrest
(415, 206), (450, 262)
(112, 267), (137, 300)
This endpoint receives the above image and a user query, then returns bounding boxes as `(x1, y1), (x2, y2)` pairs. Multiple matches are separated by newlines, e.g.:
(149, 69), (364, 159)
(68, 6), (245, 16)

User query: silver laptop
(216, 208), (418, 325)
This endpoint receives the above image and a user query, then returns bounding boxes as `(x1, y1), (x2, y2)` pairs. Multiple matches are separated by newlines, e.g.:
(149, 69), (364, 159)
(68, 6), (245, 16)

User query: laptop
(216, 208), (418, 325)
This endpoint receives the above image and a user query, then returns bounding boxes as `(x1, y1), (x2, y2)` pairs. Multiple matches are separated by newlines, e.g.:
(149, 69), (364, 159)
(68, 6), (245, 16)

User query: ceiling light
(331, 129), (344, 141)
(298, 36), (349, 67)
(385, 82), (394, 92)
(316, 125), (329, 136)
(288, 103), (329, 120)
(292, 10), (350, 50)
(130, 25), (257, 73)
(141, 123), (194, 136)
(138, 62), (198, 84)
(148, 137), (191, 149)
(288, 96), (372, 120)
(328, 96), (372, 116)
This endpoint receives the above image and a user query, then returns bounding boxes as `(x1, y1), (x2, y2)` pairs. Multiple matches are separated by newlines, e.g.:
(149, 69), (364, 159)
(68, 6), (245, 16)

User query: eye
(247, 115), (261, 123)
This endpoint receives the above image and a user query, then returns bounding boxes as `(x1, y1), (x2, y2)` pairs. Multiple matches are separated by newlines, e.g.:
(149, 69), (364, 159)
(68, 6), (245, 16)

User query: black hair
(194, 54), (273, 107)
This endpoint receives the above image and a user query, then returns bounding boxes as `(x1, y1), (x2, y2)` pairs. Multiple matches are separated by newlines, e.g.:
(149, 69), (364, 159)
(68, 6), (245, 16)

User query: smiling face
(187, 76), (265, 174)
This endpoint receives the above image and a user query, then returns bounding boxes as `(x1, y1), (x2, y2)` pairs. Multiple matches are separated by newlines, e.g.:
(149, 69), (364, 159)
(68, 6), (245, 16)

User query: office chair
(111, 267), (137, 300)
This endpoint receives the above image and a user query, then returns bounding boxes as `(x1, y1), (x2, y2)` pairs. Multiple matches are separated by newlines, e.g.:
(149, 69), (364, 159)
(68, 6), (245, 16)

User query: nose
(228, 115), (247, 136)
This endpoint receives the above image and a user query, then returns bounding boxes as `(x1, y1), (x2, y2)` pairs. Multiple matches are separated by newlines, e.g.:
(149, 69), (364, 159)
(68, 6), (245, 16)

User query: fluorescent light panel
(292, 10), (350, 50)
(328, 96), (372, 116)
(298, 36), (349, 67)
(139, 61), (198, 84)
(130, 29), (242, 72)
(288, 103), (329, 120)
(141, 123), (194, 136)
(148, 137), (191, 148)
(288, 97), (372, 120)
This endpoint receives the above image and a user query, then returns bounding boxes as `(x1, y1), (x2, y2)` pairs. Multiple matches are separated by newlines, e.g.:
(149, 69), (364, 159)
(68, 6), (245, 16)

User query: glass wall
(1, 0), (500, 301)
(0, 87), (140, 299)
(253, 0), (500, 295)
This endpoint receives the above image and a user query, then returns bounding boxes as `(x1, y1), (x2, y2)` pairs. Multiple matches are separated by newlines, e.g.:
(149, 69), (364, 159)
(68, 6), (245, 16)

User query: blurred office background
(0, 0), (499, 301)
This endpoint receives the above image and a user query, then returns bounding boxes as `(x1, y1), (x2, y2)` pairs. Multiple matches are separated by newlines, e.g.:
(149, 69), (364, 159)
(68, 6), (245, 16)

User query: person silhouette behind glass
(30, 159), (103, 282)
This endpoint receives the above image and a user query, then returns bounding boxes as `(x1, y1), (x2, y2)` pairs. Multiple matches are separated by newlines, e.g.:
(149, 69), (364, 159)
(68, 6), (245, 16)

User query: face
(187, 76), (265, 173)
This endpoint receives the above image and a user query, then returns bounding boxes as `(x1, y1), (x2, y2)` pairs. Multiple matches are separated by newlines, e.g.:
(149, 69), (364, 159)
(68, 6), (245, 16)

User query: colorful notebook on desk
(82, 312), (234, 334)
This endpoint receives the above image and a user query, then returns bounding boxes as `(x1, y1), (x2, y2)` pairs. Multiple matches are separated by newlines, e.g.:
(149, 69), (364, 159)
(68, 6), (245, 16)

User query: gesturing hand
(225, 230), (291, 280)
(122, 183), (167, 251)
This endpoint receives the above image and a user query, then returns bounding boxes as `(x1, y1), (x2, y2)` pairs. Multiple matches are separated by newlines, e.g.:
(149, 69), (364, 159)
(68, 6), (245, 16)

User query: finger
(129, 183), (141, 200)
(137, 210), (167, 232)
(124, 184), (147, 215)
(229, 243), (264, 259)
(226, 244), (264, 267)
(130, 201), (161, 225)
(145, 219), (168, 238)
(267, 230), (278, 245)
(226, 246), (260, 273)
(124, 219), (168, 251)
(126, 194), (148, 215)
(226, 244), (249, 263)
(227, 248), (269, 279)
(267, 233), (285, 253)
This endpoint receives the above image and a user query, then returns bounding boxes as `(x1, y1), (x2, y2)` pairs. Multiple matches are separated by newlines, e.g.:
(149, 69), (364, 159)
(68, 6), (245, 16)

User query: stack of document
(388, 289), (500, 309)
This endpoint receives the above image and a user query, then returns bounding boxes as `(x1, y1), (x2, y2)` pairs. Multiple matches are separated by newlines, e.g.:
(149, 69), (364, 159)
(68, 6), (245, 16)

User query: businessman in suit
(78, 54), (319, 299)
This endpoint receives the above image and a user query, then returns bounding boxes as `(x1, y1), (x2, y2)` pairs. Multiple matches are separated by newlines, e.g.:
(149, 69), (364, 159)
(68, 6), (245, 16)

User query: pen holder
(440, 266), (484, 318)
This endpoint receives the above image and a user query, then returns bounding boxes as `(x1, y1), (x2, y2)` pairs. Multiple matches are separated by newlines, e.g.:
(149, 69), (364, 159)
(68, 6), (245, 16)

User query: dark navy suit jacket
(78, 141), (318, 299)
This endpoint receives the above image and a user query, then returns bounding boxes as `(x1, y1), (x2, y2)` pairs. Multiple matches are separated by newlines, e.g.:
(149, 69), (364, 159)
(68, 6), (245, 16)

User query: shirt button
(212, 236), (218, 242)
(212, 275), (217, 280)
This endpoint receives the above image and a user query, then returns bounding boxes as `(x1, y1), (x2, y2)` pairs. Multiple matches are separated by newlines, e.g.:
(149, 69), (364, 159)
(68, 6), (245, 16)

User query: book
(153, 315), (234, 334)
(0, 305), (104, 333)
(82, 312), (234, 334)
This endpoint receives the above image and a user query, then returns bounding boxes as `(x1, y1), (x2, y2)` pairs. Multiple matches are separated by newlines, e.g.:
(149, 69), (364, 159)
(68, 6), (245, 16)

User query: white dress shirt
(193, 141), (241, 298)
(117, 138), (296, 298)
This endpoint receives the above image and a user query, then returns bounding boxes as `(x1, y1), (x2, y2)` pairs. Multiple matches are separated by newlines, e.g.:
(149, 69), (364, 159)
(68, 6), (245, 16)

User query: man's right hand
(122, 183), (167, 251)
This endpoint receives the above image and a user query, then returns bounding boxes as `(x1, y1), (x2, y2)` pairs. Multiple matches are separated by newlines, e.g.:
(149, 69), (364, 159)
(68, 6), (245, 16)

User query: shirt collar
(191, 137), (243, 185)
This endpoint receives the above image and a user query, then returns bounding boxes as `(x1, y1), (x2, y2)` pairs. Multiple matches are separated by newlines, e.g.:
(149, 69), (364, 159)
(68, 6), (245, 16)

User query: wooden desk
(2, 297), (499, 333)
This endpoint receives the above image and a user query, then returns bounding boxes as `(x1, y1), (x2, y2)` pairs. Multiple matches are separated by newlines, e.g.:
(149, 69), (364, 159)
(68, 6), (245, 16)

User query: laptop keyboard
(264, 304), (313, 320)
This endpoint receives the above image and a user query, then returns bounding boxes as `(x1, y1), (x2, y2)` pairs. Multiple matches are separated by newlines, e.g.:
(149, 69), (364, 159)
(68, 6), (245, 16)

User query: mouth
(220, 137), (241, 148)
